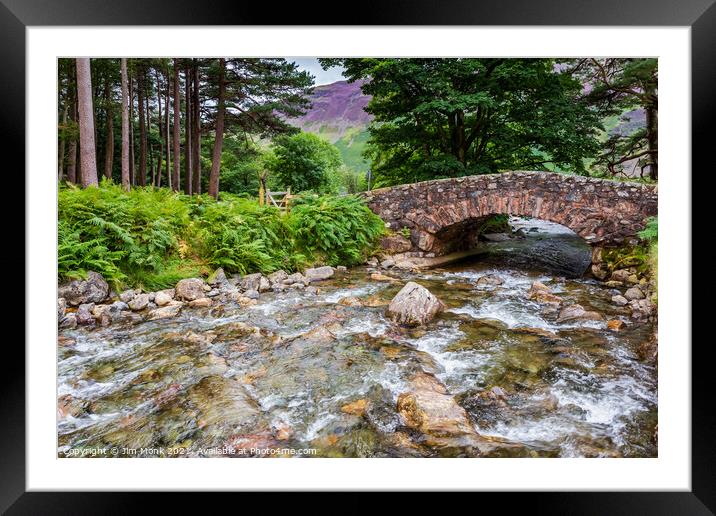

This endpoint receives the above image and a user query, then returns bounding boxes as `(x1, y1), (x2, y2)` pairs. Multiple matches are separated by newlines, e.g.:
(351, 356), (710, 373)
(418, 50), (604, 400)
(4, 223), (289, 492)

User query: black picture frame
(5, 0), (710, 512)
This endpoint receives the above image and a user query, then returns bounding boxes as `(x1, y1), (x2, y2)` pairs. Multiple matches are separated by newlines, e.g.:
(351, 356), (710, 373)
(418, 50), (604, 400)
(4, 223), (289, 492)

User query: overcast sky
(289, 58), (346, 85)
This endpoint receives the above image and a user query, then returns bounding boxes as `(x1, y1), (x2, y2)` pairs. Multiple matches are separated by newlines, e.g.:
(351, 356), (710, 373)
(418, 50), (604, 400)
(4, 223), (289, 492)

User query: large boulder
(304, 266), (335, 282)
(556, 303), (604, 323)
(387, 282), (445, 326)
(175, 278), (206, 301)
(207, 268), (230, 288)
(58, 271), (109, 306)
(397, 371), (475, 437)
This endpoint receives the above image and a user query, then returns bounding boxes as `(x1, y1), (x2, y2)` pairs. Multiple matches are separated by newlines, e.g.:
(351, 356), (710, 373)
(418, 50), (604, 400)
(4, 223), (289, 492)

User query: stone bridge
(364, 171), (658, 259)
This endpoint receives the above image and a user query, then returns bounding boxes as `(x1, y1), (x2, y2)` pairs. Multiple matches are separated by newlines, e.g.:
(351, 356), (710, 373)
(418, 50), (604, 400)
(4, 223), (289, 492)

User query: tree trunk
(172, 60), (181, 191)
(58, 101), (68, 180)
(165, 65), (171, 190)
(154, 67), (163, 187)
(138, 68), (147, 186)
(646, 103), (658, 181)
(191, 62), (202, 195)
(146, 87), (154, 187)
(184, 64), (193, 195)
(129, 70), (135, 186)
(120, 58), (130, 190)
(103, 79), (114, 180)
(75, 58), (98, 187)
(208, 58), (226, 199)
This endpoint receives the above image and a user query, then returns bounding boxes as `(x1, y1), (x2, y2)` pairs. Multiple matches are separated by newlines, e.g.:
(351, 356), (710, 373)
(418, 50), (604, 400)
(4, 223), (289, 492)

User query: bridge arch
(364, 171), (658, 258)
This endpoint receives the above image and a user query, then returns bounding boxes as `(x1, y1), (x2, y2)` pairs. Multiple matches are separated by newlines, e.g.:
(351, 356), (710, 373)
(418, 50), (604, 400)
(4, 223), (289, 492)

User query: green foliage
(189, 197), (303, 274)
(267, 132), (343, 193)
(289, 194), (385, 266)
(58, 181), (192, 289)
(58, 183), (383, 289)
(321, 58), (603, 186)
(638, 216), (658, 242)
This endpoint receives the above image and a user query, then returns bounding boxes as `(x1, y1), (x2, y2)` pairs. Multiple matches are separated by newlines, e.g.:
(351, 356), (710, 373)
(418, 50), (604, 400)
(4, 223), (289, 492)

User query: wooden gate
(265, 188), (293, 213)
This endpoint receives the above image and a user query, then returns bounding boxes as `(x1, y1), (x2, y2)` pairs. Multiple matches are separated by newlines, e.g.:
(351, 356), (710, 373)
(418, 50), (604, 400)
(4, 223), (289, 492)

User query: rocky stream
(57, 218), (657, 458)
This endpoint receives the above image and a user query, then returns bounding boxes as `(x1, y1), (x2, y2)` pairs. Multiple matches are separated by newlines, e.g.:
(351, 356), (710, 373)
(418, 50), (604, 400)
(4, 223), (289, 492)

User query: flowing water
(57, 219), (657, 458)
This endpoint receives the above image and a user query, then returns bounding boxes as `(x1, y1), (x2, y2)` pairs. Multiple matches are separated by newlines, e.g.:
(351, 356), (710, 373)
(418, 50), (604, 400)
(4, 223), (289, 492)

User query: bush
(58, 181), (193, 290)
(58, 182), (383, 289)
(288, 194), (385, 266)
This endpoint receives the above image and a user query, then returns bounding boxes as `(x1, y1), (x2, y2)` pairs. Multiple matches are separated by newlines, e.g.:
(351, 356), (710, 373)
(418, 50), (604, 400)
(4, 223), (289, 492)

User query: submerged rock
(58, 271), (109, 306)
(370, 272), (398, 282)
(341, 399), (369, 416)
(387, 282), (445, 326)
(528, 281), (561, 305)
(305, 266), (335, 282)
(476, 274), (504, 287)
(175, 278), (206, 301)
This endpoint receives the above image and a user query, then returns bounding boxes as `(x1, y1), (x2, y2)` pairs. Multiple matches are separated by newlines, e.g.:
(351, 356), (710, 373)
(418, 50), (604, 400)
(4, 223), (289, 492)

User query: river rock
(244, 289), (260, 300)
(528, 281), (561, 305)
(380, 234), (412, 254)
(610, 268), (635, 283)
(387, 282), (445, 326)
(366, 257), (379, 267)
(556, 303), (604, 323)
(339, 296), (363, 307)
(268, 270), (288, 286)
(147, 302), (182, 320)
(476, 274), (504, 287)
(58, 271), (109, 306)
(128, 293), (150, 311)
(57, 298), (66, 321)
(591, 264), (609, 280)
(175, 278), (206, 301)
(337, 266), (347, 272)
(482, 232), (512, 242)
(258, 276), (271, 292)
(305, 286), (320, 295)
(76, 303), (96, 325)
(341, 399), (369, 416)
(611, 294), (629, 306)
(119, 289), (137, 303)
(624, 286), (645, 300)
(239, 273), (263, 291)
(283, 272), (308, 286)
(154, 291), (173, 306)
(305, 266), (335, 282)
(604, 280), (624, 288)
(629, 299), (654, 320)
(207, 267), (229, 287)
(188, 297), (212, 308)
(59, 313), (77, 329)
(397, 371), (475, 437)
(607, 319), (626, 331)
(370, 272), (398, 282)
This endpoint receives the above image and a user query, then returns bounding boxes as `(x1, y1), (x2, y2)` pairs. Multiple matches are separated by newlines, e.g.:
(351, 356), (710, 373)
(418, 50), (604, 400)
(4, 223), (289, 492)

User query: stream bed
(57, 220), (657, 458)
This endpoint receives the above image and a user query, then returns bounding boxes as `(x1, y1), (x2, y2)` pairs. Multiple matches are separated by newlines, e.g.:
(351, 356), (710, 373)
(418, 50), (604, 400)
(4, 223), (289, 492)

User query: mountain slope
(288, 80), (372, 172)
